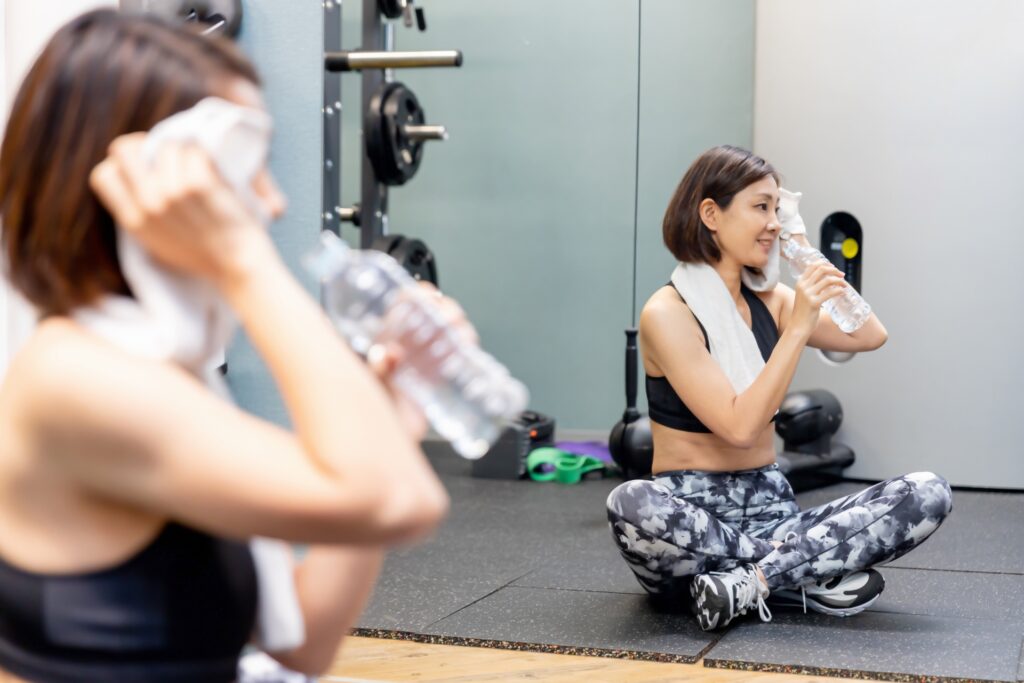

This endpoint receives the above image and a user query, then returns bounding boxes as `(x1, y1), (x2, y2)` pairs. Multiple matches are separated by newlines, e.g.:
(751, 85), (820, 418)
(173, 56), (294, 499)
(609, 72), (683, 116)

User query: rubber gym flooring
(355, 442), (1024, 683)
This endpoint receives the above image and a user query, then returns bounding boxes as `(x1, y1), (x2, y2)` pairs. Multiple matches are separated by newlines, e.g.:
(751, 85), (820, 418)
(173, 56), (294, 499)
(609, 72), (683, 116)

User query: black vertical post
(322, 0), (342, 235)
(359, 0), (388, 248)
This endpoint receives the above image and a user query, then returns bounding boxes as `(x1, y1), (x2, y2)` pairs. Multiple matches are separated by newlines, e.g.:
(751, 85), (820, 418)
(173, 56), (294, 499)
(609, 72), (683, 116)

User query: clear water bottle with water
(304, 231), (529, 459)
(781, 237), (872, 333)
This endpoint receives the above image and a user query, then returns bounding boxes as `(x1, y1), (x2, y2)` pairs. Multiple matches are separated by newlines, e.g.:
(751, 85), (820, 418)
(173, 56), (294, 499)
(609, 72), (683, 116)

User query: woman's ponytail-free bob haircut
(663, 145), (780, 264)
(0, 9), (260, 316)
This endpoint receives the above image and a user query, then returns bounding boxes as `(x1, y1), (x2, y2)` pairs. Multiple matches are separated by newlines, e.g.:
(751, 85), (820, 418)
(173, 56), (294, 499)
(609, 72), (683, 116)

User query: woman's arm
(218, 231), (451, 539)
(269, 546), (386, 674)
(23, 253), (447, 545)
(641, 262), (845, 448)
(21, 135), (450, 545)
(774, 282), (888, 353)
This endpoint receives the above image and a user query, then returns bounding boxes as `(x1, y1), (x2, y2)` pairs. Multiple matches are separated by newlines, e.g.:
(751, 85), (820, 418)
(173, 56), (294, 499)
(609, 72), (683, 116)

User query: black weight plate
(365, 83), (404, 185)
(390, 236), (437, 285)
(371, 234), (439, 286)
(380, 85), (426, 186)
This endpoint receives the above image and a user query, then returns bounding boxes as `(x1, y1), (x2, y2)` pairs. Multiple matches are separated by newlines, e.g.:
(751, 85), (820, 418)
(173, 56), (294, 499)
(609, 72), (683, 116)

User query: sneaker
(770, 569), (885, 617)
(690, 564), (772, 631)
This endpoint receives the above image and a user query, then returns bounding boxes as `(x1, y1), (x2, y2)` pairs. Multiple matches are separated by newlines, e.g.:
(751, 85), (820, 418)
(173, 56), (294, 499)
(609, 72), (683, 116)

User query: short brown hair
(662, 145), (779, 264)
(0, 9), (259, 316)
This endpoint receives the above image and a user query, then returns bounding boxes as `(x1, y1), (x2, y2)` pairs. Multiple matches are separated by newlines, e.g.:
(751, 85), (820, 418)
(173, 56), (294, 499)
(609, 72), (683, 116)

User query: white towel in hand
(671, 187), (808, 393)
(72, 97), (305, 652)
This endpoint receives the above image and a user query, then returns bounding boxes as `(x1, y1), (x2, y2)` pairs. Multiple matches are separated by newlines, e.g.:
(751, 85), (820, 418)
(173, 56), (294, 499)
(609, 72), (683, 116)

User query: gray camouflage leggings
(606, 465), (952, 602)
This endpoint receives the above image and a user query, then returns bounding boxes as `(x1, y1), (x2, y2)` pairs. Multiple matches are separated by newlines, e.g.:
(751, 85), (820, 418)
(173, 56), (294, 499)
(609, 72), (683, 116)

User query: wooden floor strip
(0, 635), (886, 682)
(326, 635), (883, 683)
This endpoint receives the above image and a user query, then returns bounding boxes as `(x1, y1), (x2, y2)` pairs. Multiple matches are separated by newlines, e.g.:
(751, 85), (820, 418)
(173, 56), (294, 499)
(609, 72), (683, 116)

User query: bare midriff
(650, 420), (776, 474)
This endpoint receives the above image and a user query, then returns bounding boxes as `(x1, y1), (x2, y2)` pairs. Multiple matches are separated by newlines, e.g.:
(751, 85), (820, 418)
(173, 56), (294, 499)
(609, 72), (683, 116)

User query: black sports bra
(646, 283), (779, 433)
(0, 522), (257, 683)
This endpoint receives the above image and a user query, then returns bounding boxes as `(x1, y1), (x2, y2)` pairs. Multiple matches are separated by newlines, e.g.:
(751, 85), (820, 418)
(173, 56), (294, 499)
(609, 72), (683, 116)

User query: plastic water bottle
(304, 231), (529, 459)
(780, 237), (871, 333)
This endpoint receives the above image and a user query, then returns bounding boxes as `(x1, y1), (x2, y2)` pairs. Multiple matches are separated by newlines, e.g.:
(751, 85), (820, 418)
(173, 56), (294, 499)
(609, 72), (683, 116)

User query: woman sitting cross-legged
(606, 145), (952, 631)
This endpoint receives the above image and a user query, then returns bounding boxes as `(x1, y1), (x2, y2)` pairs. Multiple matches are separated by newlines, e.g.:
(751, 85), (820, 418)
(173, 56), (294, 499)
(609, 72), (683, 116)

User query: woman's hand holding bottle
(790, 259), (849, 336)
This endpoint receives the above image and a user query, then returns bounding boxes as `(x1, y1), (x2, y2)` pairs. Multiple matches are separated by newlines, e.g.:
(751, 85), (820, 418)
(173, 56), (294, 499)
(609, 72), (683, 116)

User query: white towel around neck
(670, 188), (806, 394)
(72, 97), (305, 652)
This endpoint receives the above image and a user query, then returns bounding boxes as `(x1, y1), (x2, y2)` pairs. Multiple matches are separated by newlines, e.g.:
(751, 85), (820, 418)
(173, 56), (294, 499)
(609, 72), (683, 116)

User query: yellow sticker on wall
(841, 238), (859, 259)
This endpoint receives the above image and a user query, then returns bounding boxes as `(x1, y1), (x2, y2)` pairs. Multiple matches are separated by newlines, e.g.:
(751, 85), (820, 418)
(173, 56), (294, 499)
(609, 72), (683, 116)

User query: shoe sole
(690, 576), (721, 631)
(769, 590), (880, 617)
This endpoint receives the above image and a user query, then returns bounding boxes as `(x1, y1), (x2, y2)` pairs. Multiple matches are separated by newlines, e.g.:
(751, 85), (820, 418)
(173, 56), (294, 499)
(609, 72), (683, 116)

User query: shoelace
(720, 566), (772, 623)
(782, 532), (808, 614)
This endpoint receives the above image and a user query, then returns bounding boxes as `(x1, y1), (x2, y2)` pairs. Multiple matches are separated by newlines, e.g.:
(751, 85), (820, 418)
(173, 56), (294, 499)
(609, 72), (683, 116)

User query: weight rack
(322, 0), (462, 249)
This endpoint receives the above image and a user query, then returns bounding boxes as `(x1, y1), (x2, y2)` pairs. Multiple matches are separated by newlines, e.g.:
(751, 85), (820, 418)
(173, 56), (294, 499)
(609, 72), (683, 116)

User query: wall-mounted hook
(119, 0), (243, 38)
(195, 13), (229, 36)
(378, 0), (427, 31)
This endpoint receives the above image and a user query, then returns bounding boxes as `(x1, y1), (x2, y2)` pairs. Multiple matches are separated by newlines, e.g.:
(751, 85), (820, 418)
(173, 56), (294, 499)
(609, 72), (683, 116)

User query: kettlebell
(775, 389), (844, 456)
(608, 328), (654, 479)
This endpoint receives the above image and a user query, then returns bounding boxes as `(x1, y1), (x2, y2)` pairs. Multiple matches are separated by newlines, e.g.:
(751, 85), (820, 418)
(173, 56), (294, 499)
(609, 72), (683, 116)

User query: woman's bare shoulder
(15, 317), (158, 376)
(9, 318), (108, 391)
(642, 284), (689, 317)
(4, 318), (194, 428)
(639, 286), (706, 359)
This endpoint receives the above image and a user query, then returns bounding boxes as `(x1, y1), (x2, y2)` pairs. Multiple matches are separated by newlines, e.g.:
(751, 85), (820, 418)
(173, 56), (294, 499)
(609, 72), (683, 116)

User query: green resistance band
(526, 447), (606, 485)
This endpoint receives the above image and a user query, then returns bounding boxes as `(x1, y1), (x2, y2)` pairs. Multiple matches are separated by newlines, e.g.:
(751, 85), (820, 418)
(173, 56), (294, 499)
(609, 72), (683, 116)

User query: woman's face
(221, 78), (287, 221)
(702, 175), (780, 269)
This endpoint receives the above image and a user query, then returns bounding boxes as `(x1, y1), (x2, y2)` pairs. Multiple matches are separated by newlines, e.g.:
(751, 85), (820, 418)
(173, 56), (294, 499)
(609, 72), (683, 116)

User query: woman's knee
(606, 479), (667, 522)
(904, 471), (953, 521)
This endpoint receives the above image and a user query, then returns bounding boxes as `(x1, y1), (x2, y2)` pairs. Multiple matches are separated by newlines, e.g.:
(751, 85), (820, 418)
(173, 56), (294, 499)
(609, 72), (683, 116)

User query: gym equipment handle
(403, 124), (448, 141)
(325, 50), (463, 72)
(336, 206), (360, 225)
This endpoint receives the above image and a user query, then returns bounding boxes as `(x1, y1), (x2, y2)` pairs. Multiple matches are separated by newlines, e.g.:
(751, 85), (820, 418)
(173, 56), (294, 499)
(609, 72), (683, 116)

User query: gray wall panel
(378, 1), (640, 429)
(347, 1), (755, 428)
(226, 1), (323, 426)
(633, 0), (755, 411)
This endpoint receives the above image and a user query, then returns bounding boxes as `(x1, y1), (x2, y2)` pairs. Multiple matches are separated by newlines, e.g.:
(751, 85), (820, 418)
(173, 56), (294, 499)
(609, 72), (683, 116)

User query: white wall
(755, 0), (1024, 488)
(5, 1), (115, 94)
(1, 1), (116, 372)
(1, 2), (5, 118)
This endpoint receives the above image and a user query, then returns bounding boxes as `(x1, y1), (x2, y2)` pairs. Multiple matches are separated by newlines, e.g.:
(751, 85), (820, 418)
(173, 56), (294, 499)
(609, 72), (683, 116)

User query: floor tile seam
(701, 656), (1012, 683)
(692, 633), (728, 663)
(885, 566), (1024, 577)
(505, 583), (644, 596)
(860, 606), (1024, 624)
(421, 570), (536, 630)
